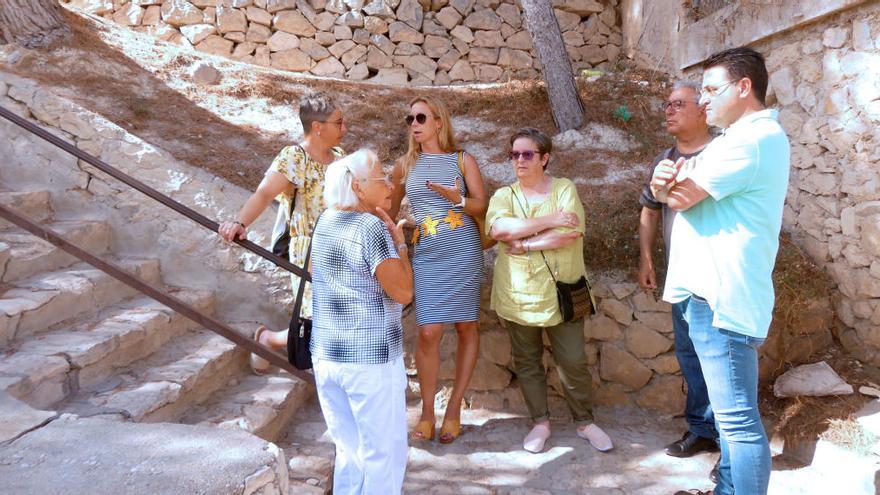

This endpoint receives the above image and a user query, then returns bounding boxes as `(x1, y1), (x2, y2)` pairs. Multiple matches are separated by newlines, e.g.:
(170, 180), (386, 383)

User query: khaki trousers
(505, 318), (594, 424)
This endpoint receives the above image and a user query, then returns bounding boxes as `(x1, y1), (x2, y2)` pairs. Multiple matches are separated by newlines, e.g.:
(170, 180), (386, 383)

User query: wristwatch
(454, 195), (466, 208)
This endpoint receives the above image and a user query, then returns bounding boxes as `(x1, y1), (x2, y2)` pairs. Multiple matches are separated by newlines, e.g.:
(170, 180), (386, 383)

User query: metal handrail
(0, 104), (312, 382)
(0, 105), (309, 280)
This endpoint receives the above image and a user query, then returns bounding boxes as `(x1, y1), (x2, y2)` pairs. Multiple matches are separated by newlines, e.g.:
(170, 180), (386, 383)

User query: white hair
(323, 149), (379, 210)
(672, 80), (702, 100)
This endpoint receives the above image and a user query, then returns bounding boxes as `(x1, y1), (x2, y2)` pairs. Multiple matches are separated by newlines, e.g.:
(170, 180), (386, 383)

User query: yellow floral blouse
(486, 177), (589, 327)
(267, 144), (345, 319)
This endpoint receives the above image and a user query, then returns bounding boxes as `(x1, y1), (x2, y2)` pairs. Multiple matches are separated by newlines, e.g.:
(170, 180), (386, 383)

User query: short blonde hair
(323, 149), (379, 210)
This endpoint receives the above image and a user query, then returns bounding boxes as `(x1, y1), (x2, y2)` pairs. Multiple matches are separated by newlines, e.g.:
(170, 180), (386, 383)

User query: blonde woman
(390, 97), (487, 444)
(218, 92), (346, 373)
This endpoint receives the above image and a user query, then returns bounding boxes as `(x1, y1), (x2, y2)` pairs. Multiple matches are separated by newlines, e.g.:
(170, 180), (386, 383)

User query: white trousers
(314, 356), (408, 495)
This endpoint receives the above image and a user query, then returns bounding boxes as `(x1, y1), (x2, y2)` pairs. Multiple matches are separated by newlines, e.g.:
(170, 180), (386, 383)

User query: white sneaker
(523, 423), (551, 453)
(577, 423), (613, 452)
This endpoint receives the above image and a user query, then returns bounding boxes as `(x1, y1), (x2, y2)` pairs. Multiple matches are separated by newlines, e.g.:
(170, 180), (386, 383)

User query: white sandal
(523, 423), (551, 453)
(250, 325), (271, 375)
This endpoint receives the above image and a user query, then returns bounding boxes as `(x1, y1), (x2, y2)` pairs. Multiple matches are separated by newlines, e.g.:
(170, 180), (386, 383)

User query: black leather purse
(286, 214), (318, 370)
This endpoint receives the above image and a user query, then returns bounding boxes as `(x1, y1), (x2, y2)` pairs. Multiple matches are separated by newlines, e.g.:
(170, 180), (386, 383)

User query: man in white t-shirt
(651, 47), (790, 495)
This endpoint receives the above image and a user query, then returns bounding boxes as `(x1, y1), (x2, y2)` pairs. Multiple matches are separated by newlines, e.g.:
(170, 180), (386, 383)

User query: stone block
(191, 63), (223, 85)
(216, 5), (247, 32)
(598, 298), (632, 325)
(769, 67), (796, 106)
(552, 8), (580, 32)
(436, 6), (462, 30)
(364, 0), (395, 16)
(495, 3), (519, 28)
(347, 63), (370, 79)
(339, 11), (365, 28)
(267, 30), (300, 51)
(634, 311), (672, 334)
(473, 29), (504, 47)
(161, 0), (205, 26)
(450, 24), (473, 43)
(388, 21), (424, 43)
(631, 292), (671, 313)
(437, 48), (461, 70)
(329, 39), (356, 58)
(505, 30), (531, 50)
(245, 6), (271, 25)
(599, 343), (652, 390)
(364, 16), (388, 34)
(370, 68), (409, 84)
(394, 41), (423, 55)
(273, 11), (316, 36)
(583, 314), (621, 342)
(396, 54), (437, 78)
(647, 352), (679, 375)
(423, 34), (453, 58)
(852, 19), (873, 51)
(396, 0), (424, 30)
(195, 34), (234, 55)
(556, 0), (602, 16)
(180, 23), (217, 44)
(497, 47), (531, 68)
(366, 45), (393, 68)
(113, 3), (146, 26)
(334, 25), (353, 40)
(447, 59), (475, 81)
(822, 26), (848, 48)
(271, 48), (313, 70)
(142, 5), (162, 25)
(341, 44), (368, 67)
(449, 0), (474, 16)
(311, 57), (346, 77)
(299, 38), (331, 60)
(625, 321), (672, 359)
(474, 63), (502, 81)
(467, 46), (498, 64)
(636, 375), (685, 414)
(463, 8), (501, 30)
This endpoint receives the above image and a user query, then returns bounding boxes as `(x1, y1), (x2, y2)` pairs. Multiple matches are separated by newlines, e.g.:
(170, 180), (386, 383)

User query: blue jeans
(685, 296), (769, 495)
(672, 299), (717, 441)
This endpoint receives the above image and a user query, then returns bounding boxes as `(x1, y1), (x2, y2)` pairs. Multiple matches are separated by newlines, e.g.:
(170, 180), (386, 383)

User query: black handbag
(511, 190), (596, 322)
(286, 213), (318, 370)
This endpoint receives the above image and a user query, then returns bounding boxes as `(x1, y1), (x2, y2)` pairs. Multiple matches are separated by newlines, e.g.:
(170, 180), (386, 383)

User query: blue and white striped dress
(405, 152), (482, 325)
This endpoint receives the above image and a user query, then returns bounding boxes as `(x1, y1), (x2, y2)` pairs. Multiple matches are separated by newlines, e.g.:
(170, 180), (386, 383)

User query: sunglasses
(405, 113), (429, 125)
(509, 150), (539, 161)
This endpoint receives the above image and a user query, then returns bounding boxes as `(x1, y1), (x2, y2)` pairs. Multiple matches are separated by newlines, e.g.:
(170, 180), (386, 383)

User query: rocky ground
(280, 397), (847, 495)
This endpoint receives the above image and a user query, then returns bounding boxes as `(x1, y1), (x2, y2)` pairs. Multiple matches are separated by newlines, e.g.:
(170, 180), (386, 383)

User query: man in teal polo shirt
(651, 47), (790, 495)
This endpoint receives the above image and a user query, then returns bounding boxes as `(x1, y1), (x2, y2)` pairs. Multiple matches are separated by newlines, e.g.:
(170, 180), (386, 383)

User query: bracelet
(454, 195), (466, 208)
(234, 221), (246, 229)
(396, 243), (408, 252)
(522, 239), (529, 252)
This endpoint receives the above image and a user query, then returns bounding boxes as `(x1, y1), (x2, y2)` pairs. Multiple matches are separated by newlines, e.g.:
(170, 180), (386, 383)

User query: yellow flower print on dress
(423, 215), (440, 236)
(443, 209), (464, 230)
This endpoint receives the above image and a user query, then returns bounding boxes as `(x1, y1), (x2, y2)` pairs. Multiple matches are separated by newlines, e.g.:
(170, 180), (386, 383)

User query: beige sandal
(250, 325), (271, 375)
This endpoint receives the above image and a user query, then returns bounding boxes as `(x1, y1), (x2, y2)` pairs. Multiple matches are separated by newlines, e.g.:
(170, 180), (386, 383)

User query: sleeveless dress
(405, 152), (482, 325)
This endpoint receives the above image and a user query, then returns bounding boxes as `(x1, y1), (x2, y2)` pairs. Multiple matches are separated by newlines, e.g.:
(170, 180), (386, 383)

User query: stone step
(62, 329), (248, 423)
(181, 371), (312, 442)
(0, 289), (215, 410)
(0, 258), (161, 347)
(0, 189), (52, 229)
(0, 220), (112, 283)
(281, 399), (334, 494)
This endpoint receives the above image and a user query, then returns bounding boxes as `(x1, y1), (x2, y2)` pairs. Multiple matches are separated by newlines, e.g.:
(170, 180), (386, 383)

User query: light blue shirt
(663, 109), (790, 338)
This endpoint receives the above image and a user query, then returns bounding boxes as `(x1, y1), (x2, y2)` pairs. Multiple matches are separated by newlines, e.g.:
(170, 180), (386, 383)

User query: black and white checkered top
(310, 209), (403, 364)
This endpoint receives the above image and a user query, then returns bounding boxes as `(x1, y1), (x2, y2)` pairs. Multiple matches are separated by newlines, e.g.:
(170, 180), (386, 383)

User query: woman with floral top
(218, 91), (347, 374)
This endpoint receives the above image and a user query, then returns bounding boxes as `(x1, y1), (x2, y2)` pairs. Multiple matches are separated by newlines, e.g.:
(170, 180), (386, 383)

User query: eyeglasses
(509, 150), (539, 161)
(360, 174), (393, 186)
(405, 113), (429, 125)
(662, 99), (699, 112)
(701, 80), (738, 99)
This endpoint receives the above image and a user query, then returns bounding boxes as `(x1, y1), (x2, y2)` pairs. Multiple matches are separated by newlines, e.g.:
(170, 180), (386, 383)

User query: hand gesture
(550, 207), (579, 229)
(650, 157), (685, 190)
(506, 240), (525, 255)
(218, 221), (247, 243)
(426, 178), (463, 205)
(376, 207), (408, 247)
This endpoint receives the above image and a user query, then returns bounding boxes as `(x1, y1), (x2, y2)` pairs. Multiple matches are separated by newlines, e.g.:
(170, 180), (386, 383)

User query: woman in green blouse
(486, 127), (613, 454)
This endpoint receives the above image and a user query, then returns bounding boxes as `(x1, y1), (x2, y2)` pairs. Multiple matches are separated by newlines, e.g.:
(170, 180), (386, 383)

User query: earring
(317, 131), (322, 136)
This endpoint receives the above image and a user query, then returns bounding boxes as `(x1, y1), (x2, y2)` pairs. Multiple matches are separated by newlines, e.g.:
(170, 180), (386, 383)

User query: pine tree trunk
(520, 0), (585, 132)
(0, 0), (69, 48)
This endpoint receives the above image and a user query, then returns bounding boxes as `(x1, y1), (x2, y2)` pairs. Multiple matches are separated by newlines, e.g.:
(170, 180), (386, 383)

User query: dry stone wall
(744, 3), (880, 367)
(63, 0), (624, 85)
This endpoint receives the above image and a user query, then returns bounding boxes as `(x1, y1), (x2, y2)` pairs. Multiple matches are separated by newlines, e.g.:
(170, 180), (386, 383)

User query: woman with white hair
(310, 149), (413, 495)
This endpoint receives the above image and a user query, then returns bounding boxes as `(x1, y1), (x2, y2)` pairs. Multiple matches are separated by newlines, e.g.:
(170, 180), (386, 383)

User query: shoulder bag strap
(511, 189), (558, 284)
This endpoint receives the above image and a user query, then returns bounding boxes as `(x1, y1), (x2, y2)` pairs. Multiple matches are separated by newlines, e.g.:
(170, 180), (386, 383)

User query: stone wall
(63, 0), (624, 85)
(0, 71), (292, 331)
(749, 3), (880, 366)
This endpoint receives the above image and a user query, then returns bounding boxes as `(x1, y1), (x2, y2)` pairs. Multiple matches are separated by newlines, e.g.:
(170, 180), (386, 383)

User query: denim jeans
(685, 296), (769, 495)
(672, 299), (717, 441)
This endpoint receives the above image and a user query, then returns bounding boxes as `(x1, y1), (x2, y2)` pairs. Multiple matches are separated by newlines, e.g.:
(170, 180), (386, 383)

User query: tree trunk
(520, 0), (585, 133)
(0, 0), (69, 48)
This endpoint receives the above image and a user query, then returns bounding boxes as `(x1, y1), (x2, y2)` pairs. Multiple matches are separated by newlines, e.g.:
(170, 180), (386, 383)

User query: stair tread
(65, 329), (245, 421)
(181, 371), (311, 436)
(0, 220), (112, 283)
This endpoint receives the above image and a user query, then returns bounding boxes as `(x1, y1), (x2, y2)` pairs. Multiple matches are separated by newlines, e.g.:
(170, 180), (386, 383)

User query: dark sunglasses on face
(509, 150), (538, 161)
(405, 113), (429, 125)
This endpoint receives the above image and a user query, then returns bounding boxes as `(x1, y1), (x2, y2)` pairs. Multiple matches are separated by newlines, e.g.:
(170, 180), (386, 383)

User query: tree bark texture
(0, 0), (69, 48)
(520, 0), (585, 132)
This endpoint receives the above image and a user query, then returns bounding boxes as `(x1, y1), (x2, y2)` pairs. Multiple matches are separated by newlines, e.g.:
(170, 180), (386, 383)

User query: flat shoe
(523, 424), (551, 453)
(577, 424), (613, 452)
(411, 419), (435, 441)
(249, 325), (270, 376)
(439, 418), (461, 444)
